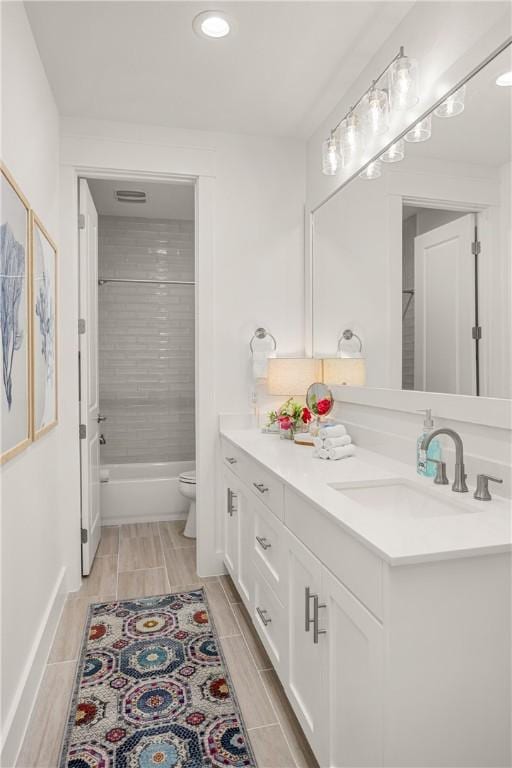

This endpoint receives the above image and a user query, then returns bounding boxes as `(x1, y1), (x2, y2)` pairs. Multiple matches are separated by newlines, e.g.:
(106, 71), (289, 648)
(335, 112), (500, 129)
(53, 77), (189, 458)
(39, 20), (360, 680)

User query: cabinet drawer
(247, 462), (284, 521)
(252, 495), (287, 604)
(253, 565), (286, 673)
(220, 439), (247, 479)
(285, 487), (383, 620)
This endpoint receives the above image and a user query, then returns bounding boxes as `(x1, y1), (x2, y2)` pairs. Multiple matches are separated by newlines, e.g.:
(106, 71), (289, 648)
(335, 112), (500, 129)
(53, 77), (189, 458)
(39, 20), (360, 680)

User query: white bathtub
(100, 461), (195, 526)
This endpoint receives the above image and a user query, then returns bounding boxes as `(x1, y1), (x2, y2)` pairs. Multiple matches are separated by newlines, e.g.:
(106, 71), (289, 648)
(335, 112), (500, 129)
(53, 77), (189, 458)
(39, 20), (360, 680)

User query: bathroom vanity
(219, 428), (511, 768)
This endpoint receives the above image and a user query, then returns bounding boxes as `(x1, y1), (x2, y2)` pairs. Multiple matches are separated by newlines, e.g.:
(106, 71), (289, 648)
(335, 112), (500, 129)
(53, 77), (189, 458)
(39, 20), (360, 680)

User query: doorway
(78, 176), (197, 575)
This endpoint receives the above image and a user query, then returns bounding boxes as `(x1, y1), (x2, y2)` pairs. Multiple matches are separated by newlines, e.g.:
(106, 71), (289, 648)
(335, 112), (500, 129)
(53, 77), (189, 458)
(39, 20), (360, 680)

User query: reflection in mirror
(306, 382), (334, 417)
(312, 43), (511, 399)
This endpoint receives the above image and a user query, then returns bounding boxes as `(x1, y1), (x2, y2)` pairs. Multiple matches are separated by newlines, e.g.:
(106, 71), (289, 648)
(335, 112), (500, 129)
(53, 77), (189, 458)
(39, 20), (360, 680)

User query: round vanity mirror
(306, 382), (334, 418)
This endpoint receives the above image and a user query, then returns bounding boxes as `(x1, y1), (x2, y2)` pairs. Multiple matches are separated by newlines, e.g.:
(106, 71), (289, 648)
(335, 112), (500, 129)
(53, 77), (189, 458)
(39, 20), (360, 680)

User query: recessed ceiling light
(193, 11), (231, 39)
(496, 71), (512, 87)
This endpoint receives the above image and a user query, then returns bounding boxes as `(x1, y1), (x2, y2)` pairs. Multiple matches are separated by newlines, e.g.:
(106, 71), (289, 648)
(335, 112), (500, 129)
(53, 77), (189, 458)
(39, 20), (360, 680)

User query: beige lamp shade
(267, 358), (323, 396)
(322, 357), (366, 387)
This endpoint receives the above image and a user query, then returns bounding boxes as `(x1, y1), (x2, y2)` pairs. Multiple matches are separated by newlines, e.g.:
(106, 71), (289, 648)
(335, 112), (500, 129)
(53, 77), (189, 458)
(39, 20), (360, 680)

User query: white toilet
(178, 470), (196, 538)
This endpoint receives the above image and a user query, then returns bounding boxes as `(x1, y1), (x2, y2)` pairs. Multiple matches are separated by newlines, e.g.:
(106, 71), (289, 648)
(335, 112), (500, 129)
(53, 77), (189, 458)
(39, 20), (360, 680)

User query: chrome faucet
(421, 428), (468, 493)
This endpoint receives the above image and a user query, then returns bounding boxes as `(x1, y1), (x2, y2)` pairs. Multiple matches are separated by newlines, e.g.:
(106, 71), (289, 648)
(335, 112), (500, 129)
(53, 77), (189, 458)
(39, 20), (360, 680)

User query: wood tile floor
(17, 522), (319, 768)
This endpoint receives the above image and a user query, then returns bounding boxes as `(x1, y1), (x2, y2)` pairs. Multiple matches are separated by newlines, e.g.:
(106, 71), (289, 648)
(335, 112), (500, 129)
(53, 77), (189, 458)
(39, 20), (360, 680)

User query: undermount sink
(330, 480), (468, 520)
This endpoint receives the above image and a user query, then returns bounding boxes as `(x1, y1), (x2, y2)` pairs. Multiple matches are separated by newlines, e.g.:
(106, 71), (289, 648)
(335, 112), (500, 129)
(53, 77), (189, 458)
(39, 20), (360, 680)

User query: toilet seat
(179, 470), (196, 485)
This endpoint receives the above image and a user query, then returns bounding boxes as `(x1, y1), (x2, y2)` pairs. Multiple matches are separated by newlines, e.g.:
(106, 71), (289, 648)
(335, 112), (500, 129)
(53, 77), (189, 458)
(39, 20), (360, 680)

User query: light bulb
(381, 139), (405, 163)
(390, 54), (419, 110)
(363, 87), (390, 136)
(321, 135), (341, 176)
(340, 114), (360, 165)
(434, 85), (466, 118)
(193, 11), (232, 39)
(359, 160), (382, 180)
(405, 115), (432, 143)
(496, 71), (512, 87)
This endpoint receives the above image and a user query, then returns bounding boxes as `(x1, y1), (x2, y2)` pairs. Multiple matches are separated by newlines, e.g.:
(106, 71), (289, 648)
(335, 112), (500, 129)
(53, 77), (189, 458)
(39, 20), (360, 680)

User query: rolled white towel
(327, 444), (355, 461)
(323, 434), (352, 449)
(312, 447), (329, 460)
(313, 437), (324, 449)
(318, 424), (347, 439)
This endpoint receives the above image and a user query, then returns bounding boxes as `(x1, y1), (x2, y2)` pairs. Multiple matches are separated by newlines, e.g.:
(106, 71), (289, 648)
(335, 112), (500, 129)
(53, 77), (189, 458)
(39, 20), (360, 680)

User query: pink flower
(316, 398), (331, 415)
(278, 416), (292, 430)
(301, 407), (312, 423)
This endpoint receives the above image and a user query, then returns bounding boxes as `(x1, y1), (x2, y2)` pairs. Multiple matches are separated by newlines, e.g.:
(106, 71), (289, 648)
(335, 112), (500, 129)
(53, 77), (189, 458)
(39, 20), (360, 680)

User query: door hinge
(472, 326), (482, 340)
(79, 423), (87, 439)
(81, 528), (88, 544)
(78, 213), (86, 230)
(78, 318), (86, 334)
(471, 240), (481, 256)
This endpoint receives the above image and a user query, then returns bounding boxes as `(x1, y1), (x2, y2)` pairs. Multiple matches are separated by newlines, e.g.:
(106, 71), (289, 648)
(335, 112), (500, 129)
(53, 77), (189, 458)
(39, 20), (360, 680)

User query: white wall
(0, 4), (66, 765)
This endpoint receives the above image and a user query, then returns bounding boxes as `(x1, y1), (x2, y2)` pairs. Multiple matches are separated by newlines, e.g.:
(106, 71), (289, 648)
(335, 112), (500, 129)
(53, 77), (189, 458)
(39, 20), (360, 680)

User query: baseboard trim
(101, 512), (187, 526)
(1, 567), (67, 768)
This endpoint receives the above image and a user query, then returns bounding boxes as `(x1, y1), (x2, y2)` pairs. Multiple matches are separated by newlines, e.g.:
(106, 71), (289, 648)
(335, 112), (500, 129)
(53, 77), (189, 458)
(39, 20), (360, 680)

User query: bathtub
(100, 461), (195, 526)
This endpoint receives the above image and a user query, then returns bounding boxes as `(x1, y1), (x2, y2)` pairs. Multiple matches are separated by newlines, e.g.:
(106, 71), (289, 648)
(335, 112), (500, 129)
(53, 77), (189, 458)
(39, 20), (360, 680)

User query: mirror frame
(306, 38), (512, 429)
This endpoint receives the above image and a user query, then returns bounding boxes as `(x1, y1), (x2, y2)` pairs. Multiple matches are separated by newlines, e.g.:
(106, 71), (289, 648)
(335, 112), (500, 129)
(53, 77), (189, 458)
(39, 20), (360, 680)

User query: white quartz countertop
(220, 428), (512, 566)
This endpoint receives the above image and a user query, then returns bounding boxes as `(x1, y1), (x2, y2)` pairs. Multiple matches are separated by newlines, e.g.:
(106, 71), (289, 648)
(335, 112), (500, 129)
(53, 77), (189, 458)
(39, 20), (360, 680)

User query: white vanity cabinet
(219, 434), (511, 768)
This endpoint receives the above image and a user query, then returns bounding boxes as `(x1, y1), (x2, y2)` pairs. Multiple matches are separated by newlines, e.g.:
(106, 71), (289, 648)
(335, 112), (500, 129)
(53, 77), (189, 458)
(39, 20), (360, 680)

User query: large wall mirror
(312, 42), (511, 399)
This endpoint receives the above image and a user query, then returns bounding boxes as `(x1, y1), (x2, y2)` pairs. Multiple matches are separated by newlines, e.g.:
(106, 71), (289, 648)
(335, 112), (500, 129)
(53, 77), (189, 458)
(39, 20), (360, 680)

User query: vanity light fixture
(496, 71), (512, 86)
(405, 114), (432, 142)
(434, 85), (466, 118)
(321, 46), (419, 176)
(380, 138), (405, 163)
(359, 160), (382, 180)
(193, 10), (232, 39)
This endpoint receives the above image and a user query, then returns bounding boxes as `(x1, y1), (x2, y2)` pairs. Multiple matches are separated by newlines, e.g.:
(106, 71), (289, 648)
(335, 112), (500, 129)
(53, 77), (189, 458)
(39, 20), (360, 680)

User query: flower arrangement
(267, 398), (312, 436)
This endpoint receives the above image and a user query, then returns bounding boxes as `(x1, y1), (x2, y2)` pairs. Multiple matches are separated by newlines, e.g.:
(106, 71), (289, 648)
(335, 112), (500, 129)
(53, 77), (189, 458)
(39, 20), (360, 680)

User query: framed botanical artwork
(1, 164), (32, 464)
(31, 212), (58, 439)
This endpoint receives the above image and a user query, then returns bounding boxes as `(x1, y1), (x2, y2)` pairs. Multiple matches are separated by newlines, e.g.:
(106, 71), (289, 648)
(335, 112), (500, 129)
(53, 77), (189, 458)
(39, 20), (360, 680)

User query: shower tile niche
(98, 215), (195, 464)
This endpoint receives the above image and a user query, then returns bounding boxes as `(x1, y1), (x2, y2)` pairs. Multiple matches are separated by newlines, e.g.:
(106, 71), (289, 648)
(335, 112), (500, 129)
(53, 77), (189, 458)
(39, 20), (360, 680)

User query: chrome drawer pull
(227, 488), (237, 517)
(256, 535), (271, 551)
(253, 482), (269, 494)
(305, 586), (314, 632)
(313, 594), (326, 644)
(256, 607), (272, 626)
(226, 457), (237, 464)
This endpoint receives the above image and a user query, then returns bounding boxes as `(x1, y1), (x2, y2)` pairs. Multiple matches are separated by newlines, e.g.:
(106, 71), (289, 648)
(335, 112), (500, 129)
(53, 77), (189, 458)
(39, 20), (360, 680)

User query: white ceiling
(25, 1), (412, 138)
(88, 178), (195, 219)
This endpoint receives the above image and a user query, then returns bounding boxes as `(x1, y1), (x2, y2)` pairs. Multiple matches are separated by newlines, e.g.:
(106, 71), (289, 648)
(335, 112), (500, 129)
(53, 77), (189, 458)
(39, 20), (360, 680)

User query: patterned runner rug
(59, 588), (257, 767)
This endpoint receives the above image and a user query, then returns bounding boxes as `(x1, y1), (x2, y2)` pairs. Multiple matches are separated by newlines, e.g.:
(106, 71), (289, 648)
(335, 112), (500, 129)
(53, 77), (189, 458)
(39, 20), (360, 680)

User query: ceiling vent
(115, 190), (147, 203)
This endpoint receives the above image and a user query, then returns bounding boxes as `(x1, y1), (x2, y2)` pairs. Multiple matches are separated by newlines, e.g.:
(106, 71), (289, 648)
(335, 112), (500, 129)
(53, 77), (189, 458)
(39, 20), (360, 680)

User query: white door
(322, 567), (383, 768)
(414, 214), (476, 395)
(285, 529), (326, 761)
(79, 179), (101, 575)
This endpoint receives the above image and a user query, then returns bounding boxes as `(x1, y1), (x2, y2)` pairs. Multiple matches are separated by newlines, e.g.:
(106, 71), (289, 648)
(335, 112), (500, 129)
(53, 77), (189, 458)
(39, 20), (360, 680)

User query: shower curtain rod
(98, 277), (195, 286)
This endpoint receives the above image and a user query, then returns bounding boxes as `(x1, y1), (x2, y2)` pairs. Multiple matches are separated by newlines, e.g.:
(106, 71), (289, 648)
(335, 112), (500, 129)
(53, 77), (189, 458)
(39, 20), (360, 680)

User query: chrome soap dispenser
(416, 409), (441, 477)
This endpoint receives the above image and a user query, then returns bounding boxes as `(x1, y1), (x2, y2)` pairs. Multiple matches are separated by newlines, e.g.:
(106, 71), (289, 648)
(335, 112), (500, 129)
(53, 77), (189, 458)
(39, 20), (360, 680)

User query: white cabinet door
(285, 529), (326, 760)
(222, 470), (240, 578)
(322, 566), (383, 768)
(237, 490), (254, 609)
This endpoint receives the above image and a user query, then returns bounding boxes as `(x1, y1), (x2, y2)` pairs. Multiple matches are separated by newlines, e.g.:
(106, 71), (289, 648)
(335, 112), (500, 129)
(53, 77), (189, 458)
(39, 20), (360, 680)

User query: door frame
(62, 162), (217, 590)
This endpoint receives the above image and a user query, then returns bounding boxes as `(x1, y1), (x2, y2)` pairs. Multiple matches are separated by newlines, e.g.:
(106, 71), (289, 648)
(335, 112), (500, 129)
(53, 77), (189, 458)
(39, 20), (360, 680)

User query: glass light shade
(359, 160), (382, 180)
(321, 136), (341, 176)
(405, 114), (432, 143)
(381, 138), (405, 163)
(339, 114), (360, 165)
(363, 87), (390, 136)
(322, 358), (366, 387)
(389, 54), (419, 110)
(434, 85), (466, 118)
(267, 358), (323, 396)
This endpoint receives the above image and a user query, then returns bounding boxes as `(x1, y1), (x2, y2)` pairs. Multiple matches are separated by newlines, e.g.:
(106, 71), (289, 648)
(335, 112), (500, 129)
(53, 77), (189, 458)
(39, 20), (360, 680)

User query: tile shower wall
(98, 215), (195, 463)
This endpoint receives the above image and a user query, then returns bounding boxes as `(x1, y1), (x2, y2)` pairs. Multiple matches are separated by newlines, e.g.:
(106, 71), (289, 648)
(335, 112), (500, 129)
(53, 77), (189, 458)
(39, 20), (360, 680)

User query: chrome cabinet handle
(253, 482), (269, 494)
(226, 457), (237, 464)
(305, 586), (314, 632)
(97, 414), (107, 423)
(256, 535), (271, 551)
(227, 488), (237, 517)
(313, 594), (326, 644)
(256, 606), (272, 626)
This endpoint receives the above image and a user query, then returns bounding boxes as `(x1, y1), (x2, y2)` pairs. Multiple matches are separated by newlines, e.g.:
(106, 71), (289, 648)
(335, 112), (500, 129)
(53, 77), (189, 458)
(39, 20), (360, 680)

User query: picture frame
(1, 163), (32, 464)
(30, 211), (58, 439)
